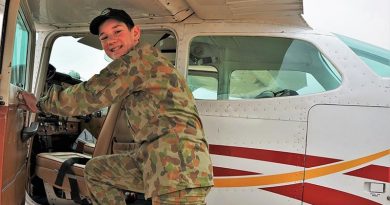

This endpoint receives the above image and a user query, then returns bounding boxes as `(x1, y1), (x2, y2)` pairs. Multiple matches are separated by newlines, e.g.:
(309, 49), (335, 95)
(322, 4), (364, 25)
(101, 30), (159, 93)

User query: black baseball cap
(89, 8), (135, 35)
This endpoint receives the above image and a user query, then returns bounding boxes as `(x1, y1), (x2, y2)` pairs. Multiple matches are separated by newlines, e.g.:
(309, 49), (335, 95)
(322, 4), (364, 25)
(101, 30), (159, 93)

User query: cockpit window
(49, 36), (109, 81)
(187, 36), (342, 100)
(49, 30), (177, 81)
(0, 2), (4, 40)
(187, 66), (218, 100)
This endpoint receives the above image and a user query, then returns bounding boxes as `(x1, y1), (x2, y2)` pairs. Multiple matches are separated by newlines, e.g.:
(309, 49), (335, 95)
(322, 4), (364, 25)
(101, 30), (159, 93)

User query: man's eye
(115, 30), (122, 34)
(99, 36), (108, 41)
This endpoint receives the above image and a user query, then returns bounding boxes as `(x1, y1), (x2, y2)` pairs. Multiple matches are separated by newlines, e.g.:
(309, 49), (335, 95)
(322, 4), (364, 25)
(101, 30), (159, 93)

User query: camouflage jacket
(39, 43), (213, 197)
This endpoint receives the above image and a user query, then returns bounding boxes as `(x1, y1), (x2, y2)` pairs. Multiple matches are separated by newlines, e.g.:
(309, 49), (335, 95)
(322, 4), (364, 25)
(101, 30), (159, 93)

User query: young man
(21, 8), (213, 205)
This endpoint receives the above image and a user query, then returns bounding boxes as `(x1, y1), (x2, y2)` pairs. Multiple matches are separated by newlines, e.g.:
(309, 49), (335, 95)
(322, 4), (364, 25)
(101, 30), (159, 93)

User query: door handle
(21, 122), (39, 142)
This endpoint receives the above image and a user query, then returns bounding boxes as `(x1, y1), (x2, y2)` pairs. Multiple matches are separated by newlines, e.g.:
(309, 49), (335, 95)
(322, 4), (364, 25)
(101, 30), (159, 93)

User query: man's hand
(17, 91), (39, 113)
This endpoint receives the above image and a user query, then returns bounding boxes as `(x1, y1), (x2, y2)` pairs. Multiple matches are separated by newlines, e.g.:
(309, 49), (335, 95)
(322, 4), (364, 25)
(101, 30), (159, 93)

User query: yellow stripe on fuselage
(214, 149), (389, 187)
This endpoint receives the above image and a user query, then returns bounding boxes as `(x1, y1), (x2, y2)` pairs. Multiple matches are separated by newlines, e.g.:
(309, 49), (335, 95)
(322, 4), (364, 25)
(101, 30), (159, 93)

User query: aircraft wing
(29, 0), (307, 29)
(186, 0), (307, 26)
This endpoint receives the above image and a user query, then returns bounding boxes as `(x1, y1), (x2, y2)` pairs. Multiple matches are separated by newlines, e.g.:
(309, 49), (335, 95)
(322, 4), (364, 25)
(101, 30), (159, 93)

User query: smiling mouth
(110, 45), (122, 53)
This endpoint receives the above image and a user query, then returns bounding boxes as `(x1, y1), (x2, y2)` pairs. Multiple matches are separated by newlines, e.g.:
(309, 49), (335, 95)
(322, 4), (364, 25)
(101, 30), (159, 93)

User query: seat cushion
(83, 142), (95, 155)
(35, 152), (91, 196)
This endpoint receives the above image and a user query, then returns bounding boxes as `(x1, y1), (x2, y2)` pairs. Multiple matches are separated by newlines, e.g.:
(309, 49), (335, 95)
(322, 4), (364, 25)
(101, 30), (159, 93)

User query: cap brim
(89, 15), (110, 35)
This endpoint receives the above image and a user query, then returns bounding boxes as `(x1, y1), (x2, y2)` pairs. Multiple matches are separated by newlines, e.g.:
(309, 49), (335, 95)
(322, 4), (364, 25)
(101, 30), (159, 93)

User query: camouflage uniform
(38, 43), (214, 203)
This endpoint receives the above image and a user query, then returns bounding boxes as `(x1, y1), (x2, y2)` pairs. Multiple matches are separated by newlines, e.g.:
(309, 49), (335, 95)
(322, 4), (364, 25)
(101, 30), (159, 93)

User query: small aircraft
(0, 0), (388, 204)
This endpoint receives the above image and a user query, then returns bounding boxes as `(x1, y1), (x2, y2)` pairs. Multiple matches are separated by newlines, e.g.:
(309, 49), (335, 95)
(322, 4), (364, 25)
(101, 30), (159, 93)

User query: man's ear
(132, 25), (141, 42)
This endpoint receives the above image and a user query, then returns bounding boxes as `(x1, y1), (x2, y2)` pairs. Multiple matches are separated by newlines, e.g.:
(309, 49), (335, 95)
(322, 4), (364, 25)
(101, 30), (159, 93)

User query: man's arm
(39, 58), (141, 116)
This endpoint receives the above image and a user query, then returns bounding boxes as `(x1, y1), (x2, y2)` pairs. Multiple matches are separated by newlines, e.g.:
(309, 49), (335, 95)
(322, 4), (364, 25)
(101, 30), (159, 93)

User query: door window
(10, 12), (30, 88)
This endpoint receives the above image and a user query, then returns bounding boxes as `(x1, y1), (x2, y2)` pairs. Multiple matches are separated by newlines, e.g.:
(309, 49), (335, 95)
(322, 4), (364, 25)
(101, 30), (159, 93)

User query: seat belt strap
(55, 157), (89, 186)
(68, 175), (82, 203)
(54, 157), (90, 204)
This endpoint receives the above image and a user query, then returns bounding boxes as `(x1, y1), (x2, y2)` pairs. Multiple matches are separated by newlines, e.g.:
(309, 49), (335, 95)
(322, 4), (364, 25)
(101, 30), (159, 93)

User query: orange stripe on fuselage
(214, 149), (389, 187)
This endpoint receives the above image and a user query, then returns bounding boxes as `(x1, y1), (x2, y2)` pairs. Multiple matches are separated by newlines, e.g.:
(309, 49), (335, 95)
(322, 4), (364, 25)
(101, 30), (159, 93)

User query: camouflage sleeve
(39, 57), (144, 116)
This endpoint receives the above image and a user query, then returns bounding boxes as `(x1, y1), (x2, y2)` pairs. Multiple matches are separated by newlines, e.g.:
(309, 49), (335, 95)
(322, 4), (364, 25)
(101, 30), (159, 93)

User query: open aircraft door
(0, 0), (36, 204)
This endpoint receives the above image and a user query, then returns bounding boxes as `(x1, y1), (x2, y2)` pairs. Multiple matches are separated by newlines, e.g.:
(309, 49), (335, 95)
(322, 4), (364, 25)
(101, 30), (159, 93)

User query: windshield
(336, 34), (390, 77)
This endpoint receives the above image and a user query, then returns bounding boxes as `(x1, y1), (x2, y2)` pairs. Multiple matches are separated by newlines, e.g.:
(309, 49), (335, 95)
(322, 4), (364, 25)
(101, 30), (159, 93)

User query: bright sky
(50, 37), (109, 81)
(303, 0), (390, 50)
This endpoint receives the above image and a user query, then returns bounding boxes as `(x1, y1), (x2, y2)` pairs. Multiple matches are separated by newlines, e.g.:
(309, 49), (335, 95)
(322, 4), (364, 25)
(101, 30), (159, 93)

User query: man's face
(98, 19), (140, 60)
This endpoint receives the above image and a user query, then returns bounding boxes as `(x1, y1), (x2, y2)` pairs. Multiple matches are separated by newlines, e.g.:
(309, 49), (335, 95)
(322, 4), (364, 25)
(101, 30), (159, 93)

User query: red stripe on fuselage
(209, 144), (340, 168)
(262, 183), (381, 205)
(345, 165), (390, 182)
(213, 166), (260, 177)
